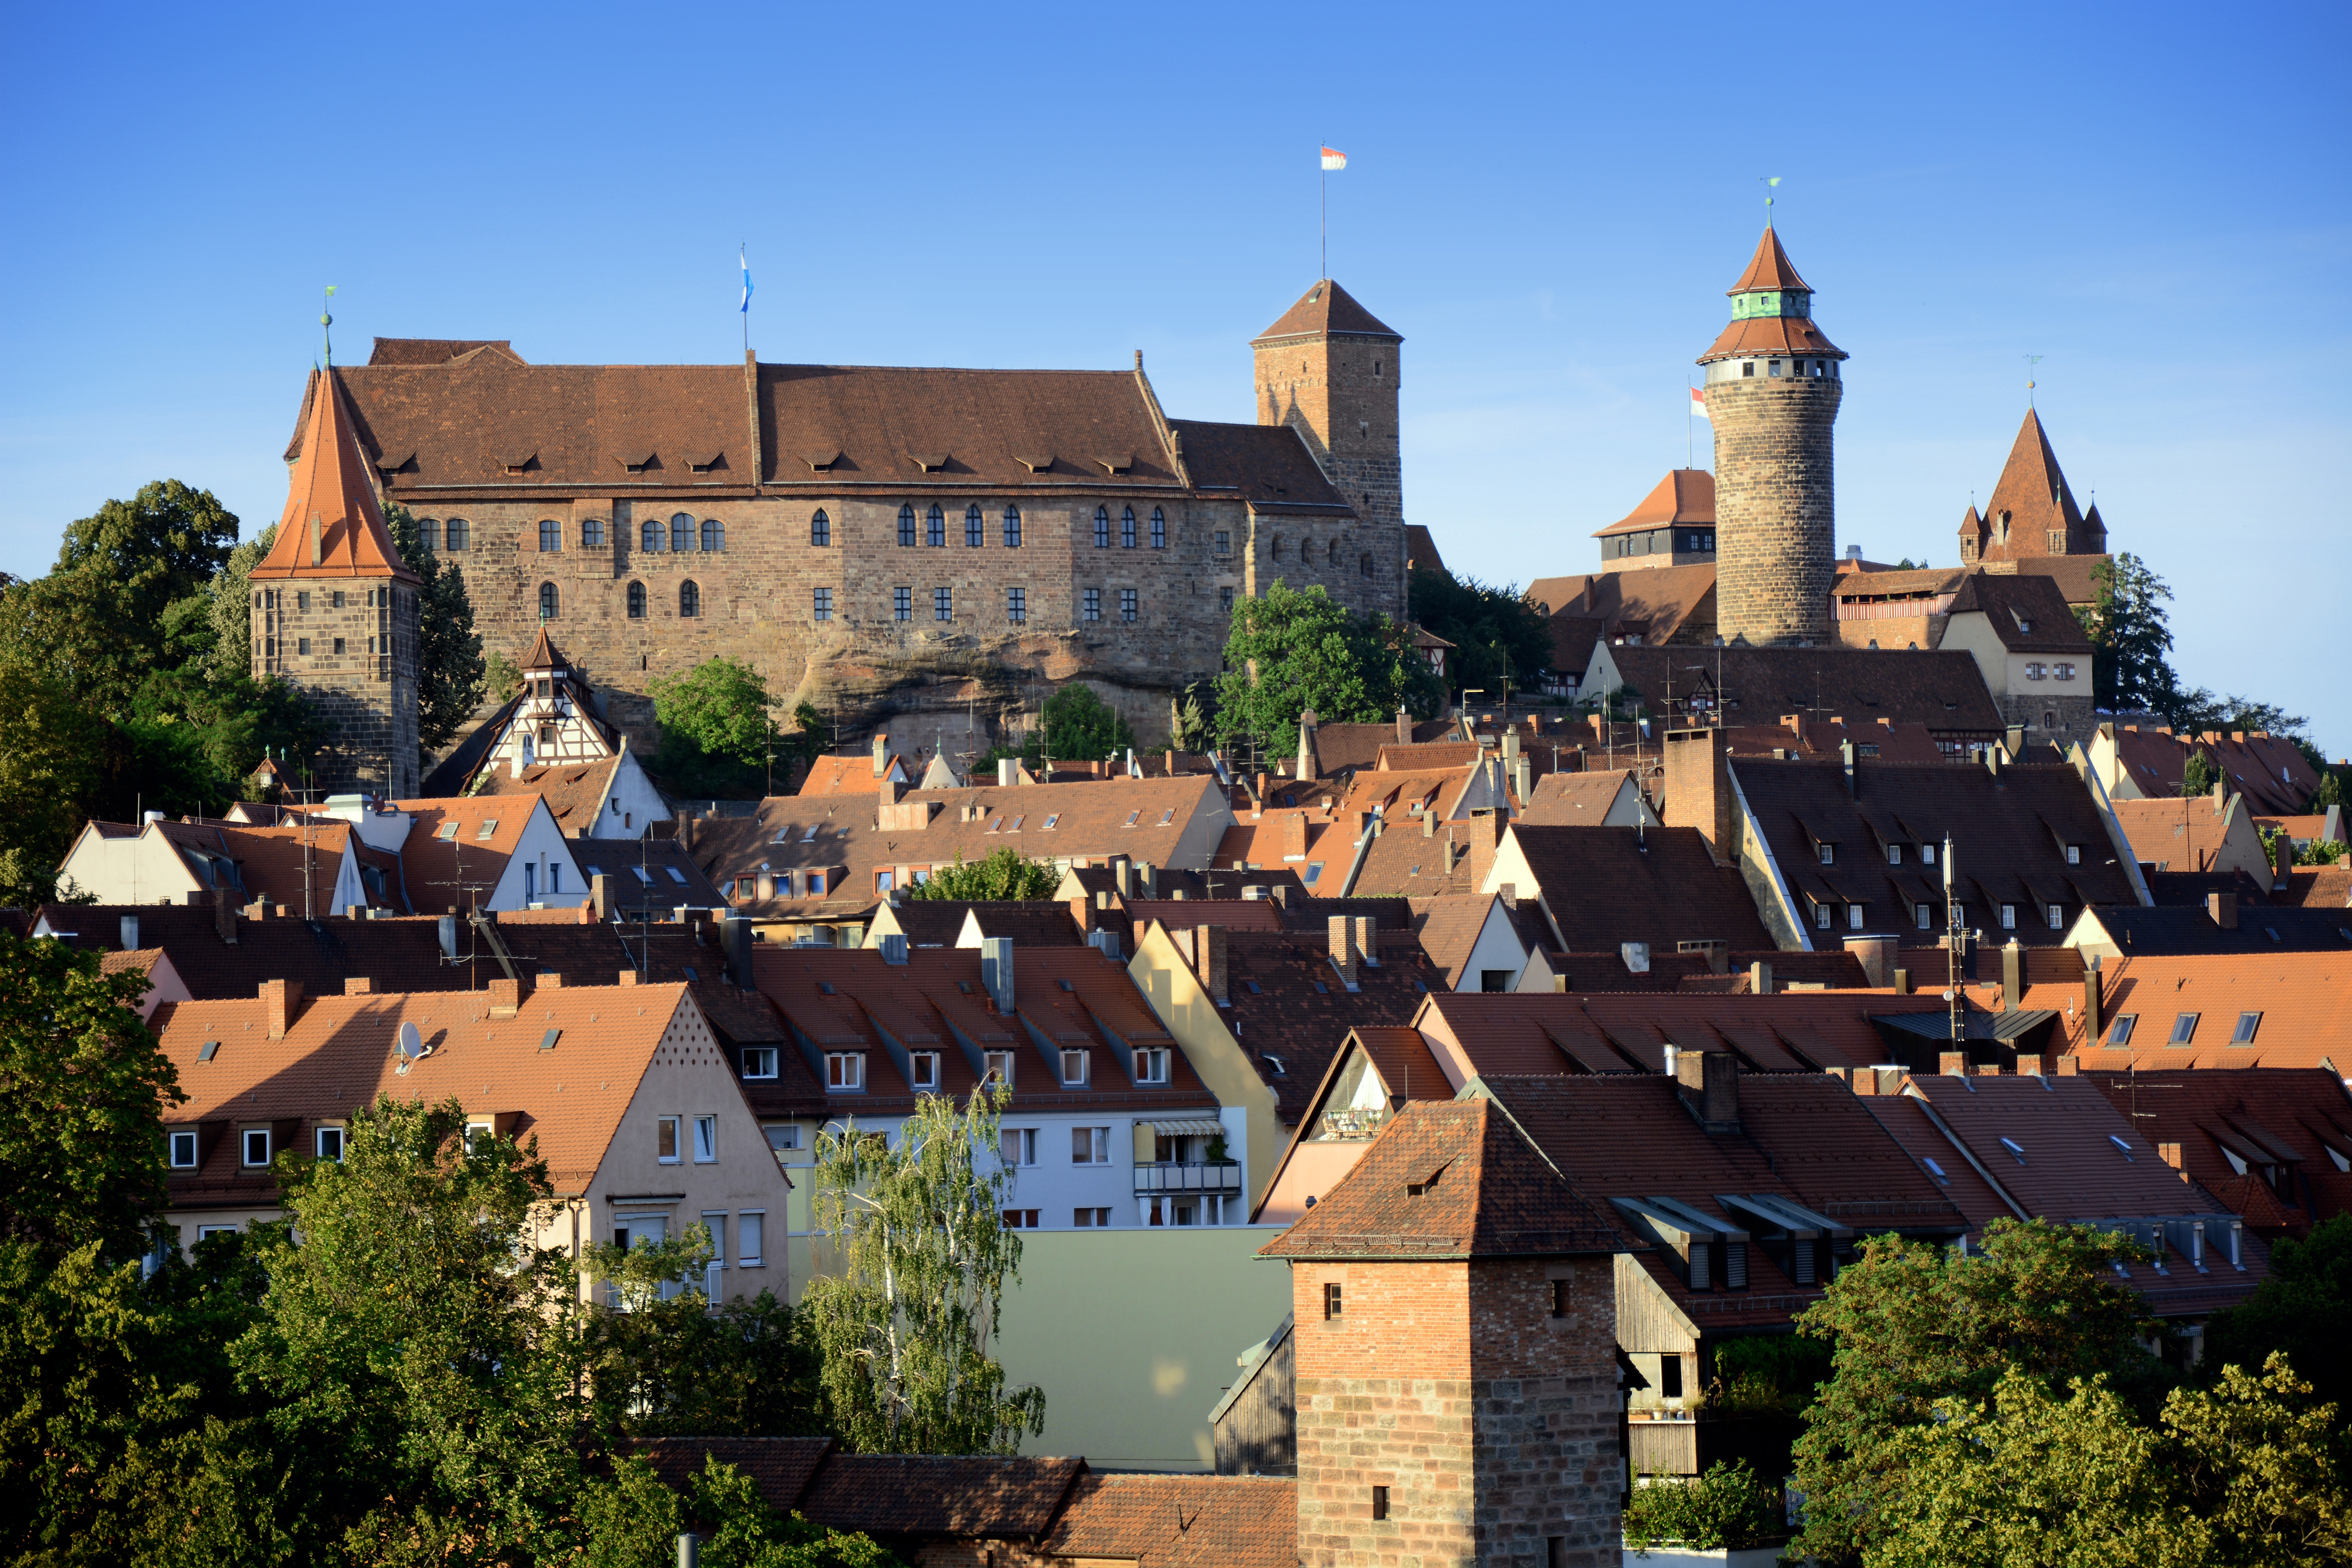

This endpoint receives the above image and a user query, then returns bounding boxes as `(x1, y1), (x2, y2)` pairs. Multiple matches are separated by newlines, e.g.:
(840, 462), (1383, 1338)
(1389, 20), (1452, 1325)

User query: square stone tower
(1260, 1099), (1626, 1567)
(1697, 227), (1846, 646)
(251, 368), (422, 797)
(1253, 279), (1406, 541)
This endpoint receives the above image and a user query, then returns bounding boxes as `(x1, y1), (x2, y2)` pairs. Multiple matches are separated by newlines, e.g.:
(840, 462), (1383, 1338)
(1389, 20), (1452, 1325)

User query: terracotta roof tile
(1260, 1098), (1622, 1259)
(632, 1436), (833, 1506)
(1305, 720), (1457, 775)
(1519, 770), (1642, 824)
(1251, 278), (1401, 343)
(1415, 989), (1966, 1078)
(1603, 645), (2005, 735)
(1504, 825), (1777, 953)
(2274, 866), (2352, 909)
(466, 757), (625, 837)
(2078, 902), (2352, 956)
(1037, 1472), (1296, 1568)
(1943, 572), (2094, 653)
(2032, 950), (2352, 1073)
(1524, 564), (1720, 645)
(1698, 314), (1846, 364)
(1593, 469), (1715, 537)
(2078, 1067), (2352, 1239)
(1211, 927), (1441, 1122)
(256, 369), (417, 582)
(1727, 226), (1812, 294)
(1977, 410), (2085, 551)
(795, 1453), (1088, 1538)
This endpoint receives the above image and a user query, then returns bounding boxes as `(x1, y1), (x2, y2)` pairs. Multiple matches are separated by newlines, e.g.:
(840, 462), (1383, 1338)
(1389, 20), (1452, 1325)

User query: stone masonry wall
(1290, 1256), (1622, 1568)
(253, 577), (420, 798)
(1254, 328), (1411, 618)
(1709, 375), (1841, 646)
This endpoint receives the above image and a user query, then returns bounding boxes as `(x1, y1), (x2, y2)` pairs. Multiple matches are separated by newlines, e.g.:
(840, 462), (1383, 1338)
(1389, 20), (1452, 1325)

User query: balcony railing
(1133, 1161), (1241, 1197)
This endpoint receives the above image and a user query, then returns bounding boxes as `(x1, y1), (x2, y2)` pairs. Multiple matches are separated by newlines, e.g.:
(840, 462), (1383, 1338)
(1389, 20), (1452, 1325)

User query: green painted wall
(993, 1227), (1294, 1470)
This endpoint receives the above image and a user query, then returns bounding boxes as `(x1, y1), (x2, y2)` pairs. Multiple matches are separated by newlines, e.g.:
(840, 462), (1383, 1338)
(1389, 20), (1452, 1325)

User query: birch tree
(804, 1085), (1046, 1454)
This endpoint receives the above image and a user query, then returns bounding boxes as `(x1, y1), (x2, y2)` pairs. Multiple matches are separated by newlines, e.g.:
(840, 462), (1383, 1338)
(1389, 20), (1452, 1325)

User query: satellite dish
(396, 1021), (425, 1060)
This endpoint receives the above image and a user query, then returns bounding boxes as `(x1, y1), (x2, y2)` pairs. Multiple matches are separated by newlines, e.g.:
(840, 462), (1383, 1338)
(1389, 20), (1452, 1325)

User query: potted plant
(1623, 1460), (1790, 1566)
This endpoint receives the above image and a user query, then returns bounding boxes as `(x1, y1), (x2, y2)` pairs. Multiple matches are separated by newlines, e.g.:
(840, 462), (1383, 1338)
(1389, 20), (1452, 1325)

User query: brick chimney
(872, 732), (889, 777)
(676, 809), (694, 852)
(2001, 940), (2023, 1011)
(1674, 1049), (1739, 1132)
(2206, 891), (2237, 930)
(2083, 952), (2104, 1041)
(487, 977), (523, 1018)
(1395, 705), (1410, 745)
(1353, 915), (1378, 967)
(261, 978), (304, 1040)
(1298, 710), (1319, 782)
(1663, 728), (1732, 865)
(1328, 915), (1359, 988)
(1463, 811), (1505, 893)
(1939, 1051), (1967, 1075)
(1195, 923), (1228, 1005)
(981, 936), (1015, 1014)
(214, 885), (239, 945)
(1281, 812), (1308, 861)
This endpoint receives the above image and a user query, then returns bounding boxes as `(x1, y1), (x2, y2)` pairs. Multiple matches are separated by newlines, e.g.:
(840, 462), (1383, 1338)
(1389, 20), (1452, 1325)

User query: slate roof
(1710, 718), (1950, 765)
(2031, 951), (2352, 1073)
(1259, 1098), (1622, 1260)
(1730, 757), (2140, 946)
(1600, 645), (2005, 735)
(1251, 278), (1401, 343)
(1504, 825), (1777, 953)
(2080, 1068), (2352, 1239)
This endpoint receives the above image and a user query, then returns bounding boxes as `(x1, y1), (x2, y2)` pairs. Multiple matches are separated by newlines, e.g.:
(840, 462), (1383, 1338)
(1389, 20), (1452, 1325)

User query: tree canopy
(1406, 564), (1552, 698)
(385, 504), (486, 757)
(2076, 551), (2177, 713)
(907, 847), (1061, 901)
(649, 658), (821, 797)
(1213, 581), (1441, 758)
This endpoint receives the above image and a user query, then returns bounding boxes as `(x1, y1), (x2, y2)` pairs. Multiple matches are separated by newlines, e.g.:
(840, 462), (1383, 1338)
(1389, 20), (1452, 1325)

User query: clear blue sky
(3, 2), (2345, 754)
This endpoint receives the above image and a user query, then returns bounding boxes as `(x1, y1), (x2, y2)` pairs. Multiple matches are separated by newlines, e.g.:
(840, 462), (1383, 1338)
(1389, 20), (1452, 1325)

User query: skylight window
(1998, 1137), (2026, 1164)
(1245, 980), (1263, 995)
(1923, 1157), (1949, 1184)
(632, 867), (651, 884)
(666, 867), (687, 885)
(2230, 1011), (2261, 1044)
(1123, 812), (1139, 828)
(802, 824), (820, 842)
(1158, 809), (1175, 826)
(2108, 1135), (2134, 1159)
(475, 819), (499, 840)
(2170, 1013), (2200, 1045)
(1043, 814), (1060, 829)
(2107, 1015), (2137, 1045)
(436, 822), (460, 840)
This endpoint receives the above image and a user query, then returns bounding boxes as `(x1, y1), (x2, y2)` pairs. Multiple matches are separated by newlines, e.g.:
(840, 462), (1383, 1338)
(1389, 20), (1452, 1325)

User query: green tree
(2182, 750), (2219, 798)
(1409, 564), (1552, 697)
(907, 847), (1061, 901)
(0, 932), (183, 1261)
(1214, 581), (1441, 757)
(805, 1087), (1045, 1455)
(1170, 681), (1213, 753)
(1788, 1218), (2167, 1563)
(1036, 683), (1135, 765)
(0, 638), (116, 903)
(1622, 1460), (1781, 1552)
(2204, 1212), (2352, 1416)
(686, 1454), (908, 1568)
(2309, 768), (2345, 814)
(206, 525), (277, 683)
(2075, 551), (2178, 713)
(652, 657), (775, 798)
(229, 1094), (600, 1564)
(385, 503), (487, 759)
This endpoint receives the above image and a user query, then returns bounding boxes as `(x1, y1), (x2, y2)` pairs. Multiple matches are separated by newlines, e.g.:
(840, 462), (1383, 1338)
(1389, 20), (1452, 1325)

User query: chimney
(1422, 809), (1435, 838)
(2274, 831), (2295, 890)
(213, 886), (238, 945)
(261, 978), (304, 1040)
(1513, 757), (1532, 802)
(1328, 915), (1359, 988)
(1621, 942), (1651, 974)
(1893, 967), (1911, 994)
(2083, 952), (2104, 1041)
(591, 873), (611, 920)
(119, 914), (139, 950)
(1939, 1051), (1967, 1075)
(1298, 710), (1319, 781)
(1985, 745), (2003, 780)
(1674, 1049), (1739, 1133)
(1280, 812), (1308, 861)
(618, 970), (639, 986)
(2015, 1053), (2043, 1076)
(721, 915), (753, 986)
(1749, 960), (1772, 996)
(998, 758), (1017, 787)
(1196, 923), (1229, 1005)
(347, 977), (374, 995)
(2001, 940), (2022, 1012)
(1841, 738), (1858, 798)
(1663, 728), (1732, 865)
(1254, 772), (1270, 807)
(1396, 705), (1411, 745)
(1354, 915), (1378, 966)
(872, 732), (888, 777)
(1113, 856), (1133, 900)
(1843, 934), (1892, 988)
(1465, 812), (1504, 892)
(487, 977), (523, 1018)
(1137, 861), (1157, 897)
(676, 809), (694, 852)
(981, 936), (1015, 1014)
(1783, 712), (1804, 745)
(2206, 892), (2237, 930)
(437, 913), (458, 960)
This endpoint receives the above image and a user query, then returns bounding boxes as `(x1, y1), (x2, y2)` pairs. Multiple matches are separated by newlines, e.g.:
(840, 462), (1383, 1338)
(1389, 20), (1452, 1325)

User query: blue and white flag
(740, 247), (753, 314)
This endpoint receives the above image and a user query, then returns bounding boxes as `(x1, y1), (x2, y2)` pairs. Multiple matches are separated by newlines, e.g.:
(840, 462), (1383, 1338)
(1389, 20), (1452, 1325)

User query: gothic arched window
(1327, 539), (1340, 565)
(679, 580), (701, 618)
(670, 513), (694, 552)
(1270, 536), (1284, 560)
(1360, 553), (1375, 578)
(1121, 507), (1137, 548)
(899, 504), (917, 547)
(1150, 508), (1166, 549)
(627, 581), (645, 619)
(927, 504), (945, 547)
(965, 504), (984, 547)
(642, 518), (664, 552)
(703, 518), (725, 552)
(810, 510), (830, 547)
(1094, 507), (1110, 548)
(538, 582), (559, 620)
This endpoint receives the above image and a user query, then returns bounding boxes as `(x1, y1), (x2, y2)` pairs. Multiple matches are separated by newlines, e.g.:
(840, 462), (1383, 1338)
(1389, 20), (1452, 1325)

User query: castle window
(899, 504), (916, 547)
(1768, 360), (1782, 376)
(1094, 507), (1110, 548)
(894, 586), (912, 622)
(934, 586), (953, 622)
(581, 517), (604, 547)
(297, 637), (311, 656)
(442, 517), (468, 551)
(703, 518), (725, 552)
(1323, 1281), (1342, 1319)
(680, 580), (701, 618)
(812, 587), (832, 622)
(1370, 1487), (1388, 1522)
(1214, 531), (1230, 554)
(627, 582), (645, 619)
(1150, 508), (1166, 548)
(332, 590), (346, 609)
(419, 518), (441, 552)
(1360, 553), (1374, 578)
(1300, 536), (1315, 563)
(671, 513), (695, 552)
(1003, 506), (1022, 548)
(1220, 586), (1234, 611)
(1083, 588), (1101, 623)
(1119, 588), (1138, 622)
(1270, 536), (1284, 560)
(297, 591), (312, 612)
(810, 510), (830, 547)
(1742, 362), (1755, 378)
(927, 504), (946, 547)
(965, 505), (984, 547)
(1007, 586), (1025, 623)
(538, 583), (559, 620)
(1327, 539), (1340, 565)
(1121, 507), (1136, 548)
(642, 519), (664, 552)
(539, 519), (561, 551)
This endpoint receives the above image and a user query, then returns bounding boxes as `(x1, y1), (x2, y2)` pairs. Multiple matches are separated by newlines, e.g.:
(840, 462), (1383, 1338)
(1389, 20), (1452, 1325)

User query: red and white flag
(1688, 386), (1710, 420)
(1320, 146), (1347, 170)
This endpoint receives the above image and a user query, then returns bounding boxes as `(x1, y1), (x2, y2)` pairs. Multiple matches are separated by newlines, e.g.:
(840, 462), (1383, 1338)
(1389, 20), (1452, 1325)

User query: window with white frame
(1818, 842), (1835, 865)
(1061, 1048), (1089, 1085)
(742, 1047), (777, 1080)
(701, 1211), (727, 1274)
(1072, 1126), (1109, 1164)
(2055, 662), (2076, 680)
(1848, 905), (1865, 930)
(909, 1051), (940, 1090)
(2025, 662), (2047, 681)
(826, 1052), (865, 1090)
(1887, 844), (1903, 865)
(2000, 904), (2017, 930)
(693, 1116), (718, 1162)
(169, 1130), (198, 1169)
(737, 1211), (764, 1266)
(2047, 903), (2064, 929)
(1134, 1047), (1169, 1083)
(656, 1116), (680, 1162)
(1922, 842), (1937, 865)
(315, 1126), (345, 1161)
(2066, 844), (2082, 865)
(999, 1128), (1037, 1166)
(1815, 903), (1832, 930)
(2231, 1010), (2261, 1044)
(984, 1050), (1015, 1085)
(1917, 903), (1934, 930)
(2171, 1012), (2200, 1045)
(242, 1128), (271, 1167)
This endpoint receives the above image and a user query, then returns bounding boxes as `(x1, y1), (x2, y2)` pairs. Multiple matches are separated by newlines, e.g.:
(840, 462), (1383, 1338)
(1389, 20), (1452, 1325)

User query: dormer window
(1134, 1048), (1169, 1083)
(686, 453), (723, 474)
(1818, 843), (1835, 865)
(1886, 844), (1903, 865)
(1060, 1049), (1089, 1086)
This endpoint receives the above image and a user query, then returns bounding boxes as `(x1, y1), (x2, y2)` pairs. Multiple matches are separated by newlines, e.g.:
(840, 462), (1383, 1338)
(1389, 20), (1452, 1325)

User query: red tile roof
(1259, 1098), (1622, 1260)
(1037, 1472), (1297, 1568)
(1251, 278), (1401, 343)
(796, 1453), (1088, 1538)
(2082, 1067), (2352, 1240)
(467, 757), (625, 837)
(1727, 226), (1811, 294)
(2113, 795), (2248, 875)
(1523, 563), (1720, 646)
(1976, 410), (2086, 558)
(633, 1437), (833, 1508)
(1520, 770), (1643, 824)
(1593, 469), (1715, 536)
(2275, 865), (2352, 908)
(1305, 719), (1457, 776)
(1943, 572), (2094, 654)
(1504, 825), (1777, 954)
(2031, 950), (2352, 1073)
(1188, 926), (1442, 1123)
(1603, 645), (2006, 736)
(1415, 989), (1966, 1078)
(254, 369), (417, 582)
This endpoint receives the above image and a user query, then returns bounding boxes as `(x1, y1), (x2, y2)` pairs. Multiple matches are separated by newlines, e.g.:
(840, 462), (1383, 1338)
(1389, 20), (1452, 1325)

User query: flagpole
(742, 241), (749, 355)
(1320, 158), (1327, 281)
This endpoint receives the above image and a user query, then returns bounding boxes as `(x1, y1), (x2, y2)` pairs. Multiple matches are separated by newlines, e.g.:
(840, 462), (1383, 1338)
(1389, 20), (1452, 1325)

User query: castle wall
(1709, 375), (1842, 647)
(1257, 332), (1406, 538)
(253, 579), (420, 796)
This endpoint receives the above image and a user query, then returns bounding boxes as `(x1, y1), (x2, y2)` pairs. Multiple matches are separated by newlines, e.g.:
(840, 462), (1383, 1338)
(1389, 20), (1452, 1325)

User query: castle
(270, 280), (1412, 767)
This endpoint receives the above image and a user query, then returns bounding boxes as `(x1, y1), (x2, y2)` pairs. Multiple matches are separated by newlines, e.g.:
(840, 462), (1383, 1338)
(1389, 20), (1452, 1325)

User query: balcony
(1133, 1161), (1241, 1197)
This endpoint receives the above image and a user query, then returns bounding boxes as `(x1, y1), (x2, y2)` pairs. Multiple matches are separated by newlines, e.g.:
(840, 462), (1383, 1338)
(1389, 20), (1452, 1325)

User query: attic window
(818, 982), (835, 996)
(1015, 454), (1055, 474)
(686, 453), (724, 474)
(957, 980), (973, 994)
(2108, 1135), (2134, 1159)
(616, 452), (656, 474)
(666, 868), (687, 885)
(1158, 810), (1175, 826)
(1058, 979), (1075, 993)
(1245, 980), (1263, 995)
(502, 453), (537, 475)
(1123, 812), (1140, 828)
(909, 453), (950, 473)
(1043, 814), (1061, 830)
(2107, 1014), (2137, 1045)
(196, 1041), (220, 1064)
(1312, 980), (1329, 995)
(802, 825), (820, 842)
(1261, 1054), (1286, 1075)
(436, 822), (459, 841)
(2231, 1011), (2261, 1044)
(1095, 455), (1133, 475)
(374, 451), (416, 475)
(801, 450), (842, 472)
(1922, 1156), (1948, 1184)
(1998, 1137), (2026, 1164)
(2170, 1013), (2200, 1045)
(475, 819), (499, 840)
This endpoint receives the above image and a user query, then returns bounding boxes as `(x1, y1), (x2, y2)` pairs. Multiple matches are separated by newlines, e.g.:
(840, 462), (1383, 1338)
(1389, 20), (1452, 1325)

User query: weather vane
(2024, 354), (2044, 408)
(321, 284), (337, 366)
(1762, 176), (1781, 223)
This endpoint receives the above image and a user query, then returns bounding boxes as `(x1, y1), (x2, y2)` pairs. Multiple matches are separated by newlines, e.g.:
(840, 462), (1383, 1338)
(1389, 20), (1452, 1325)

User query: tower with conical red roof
(250, 368), (423, 796)
(1961, 409), (2102, 563)
(1697, 227), (1847, 644)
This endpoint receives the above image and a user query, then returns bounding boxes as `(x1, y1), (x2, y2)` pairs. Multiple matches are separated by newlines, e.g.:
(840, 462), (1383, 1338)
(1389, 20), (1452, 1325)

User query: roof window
(1245, 980), (1263, 995)
(818, 982), (835, 996)
(436, 822), (459, 840)
(802, 824), (820, 842)
(1261, 1054), (1286, 1075)
(475, 819), (499, 839)
(2170, 1013), (2200, 1045)
(2108, 1135), (2134, 1159)
(1922, 1157), (1948, 1184)
(1998, 1137), (2026, 1164)
(1043, 814), (1060, 829)
(2230, 1011), (2261, 1044)
(2107, 1014), (2137, 1045)
(1158, 810), (1175, 826)
(1123, 812), (1140, 828)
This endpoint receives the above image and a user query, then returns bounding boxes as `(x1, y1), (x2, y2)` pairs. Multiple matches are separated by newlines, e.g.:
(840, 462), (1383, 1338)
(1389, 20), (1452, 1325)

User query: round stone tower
(1698, 227), (1846, 645)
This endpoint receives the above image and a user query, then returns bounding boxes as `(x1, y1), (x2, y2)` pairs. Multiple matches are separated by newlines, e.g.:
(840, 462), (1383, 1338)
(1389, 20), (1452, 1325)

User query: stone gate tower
(1698, 228), (1847, 645)
(1253, 279), (1405, 538)
(250, 368), (422, 797)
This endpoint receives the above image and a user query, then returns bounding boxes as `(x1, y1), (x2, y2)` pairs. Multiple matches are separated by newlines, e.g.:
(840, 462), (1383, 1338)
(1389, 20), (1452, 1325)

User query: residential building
(1591, 468), (1715, 570)
(1517, 769), (1657, 827)
(1479, 822), (1779, 957)
(2028, 950), (2352, 1075)
(1663, 727), (2148, 951)
(578, 842), (731, 922)
(1525, 564), (1721, 693)
(1408, 893), (1548, 992)
(2080, 1068), (2352, 1241)
(862, 897), (1088, 953)
(104, 943), (190, 1020)
(2062, 895), (2352, 958)
(1584, 644), (2006, 747)
(1935, 571), (2098, 746)
(151, 977), (791, 1301)
(2257, 806), (2346, 853)
(1710, 713), (1951, 764)
(799, 734), (914, 796)
(2087, 722), (2326, 817)
(58, 815), (405, 916)
(2113, 791), (2277, 884)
